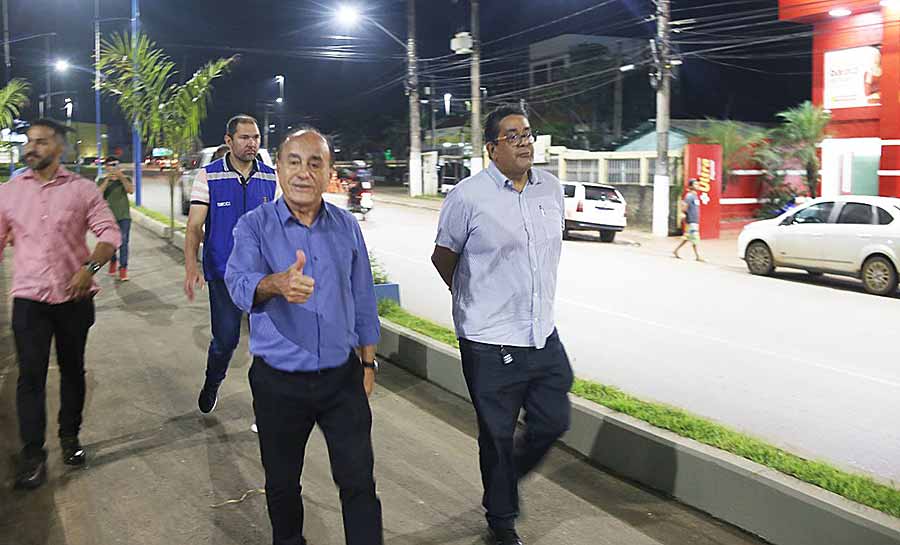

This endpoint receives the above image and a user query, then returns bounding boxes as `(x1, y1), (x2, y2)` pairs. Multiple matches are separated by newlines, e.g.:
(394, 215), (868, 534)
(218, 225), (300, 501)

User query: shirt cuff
(356, 324), (381, 347)
(98, 228), (122, 249)
(233, 272), (267, 313)
(434, 234), (462, 254)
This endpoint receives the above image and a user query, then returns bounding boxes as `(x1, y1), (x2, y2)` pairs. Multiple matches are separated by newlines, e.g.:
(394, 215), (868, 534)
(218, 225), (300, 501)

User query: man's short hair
(104, 156), (120, 165)
(688, 179), (698, 188)
(484, 104), (528, 144)
(277, 125), (335, 165)
(226, 114), (258, 137)
(24, 118), (72, 141)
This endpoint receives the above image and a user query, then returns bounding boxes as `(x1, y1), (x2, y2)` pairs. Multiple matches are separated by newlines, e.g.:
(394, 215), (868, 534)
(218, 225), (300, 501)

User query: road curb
(130, 207), (187, 252)
(377, 318), (900, 545)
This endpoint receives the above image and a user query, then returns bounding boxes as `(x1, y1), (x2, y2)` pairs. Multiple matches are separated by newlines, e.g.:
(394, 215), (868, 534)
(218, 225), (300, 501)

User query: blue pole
(131, 0), (141, 206)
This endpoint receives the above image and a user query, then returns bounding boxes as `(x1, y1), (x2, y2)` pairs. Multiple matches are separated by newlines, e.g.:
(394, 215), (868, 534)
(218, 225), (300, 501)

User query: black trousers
(459, 329), (574, 531)
(12, 297), (95, 459)
(249, 354), (383, 545)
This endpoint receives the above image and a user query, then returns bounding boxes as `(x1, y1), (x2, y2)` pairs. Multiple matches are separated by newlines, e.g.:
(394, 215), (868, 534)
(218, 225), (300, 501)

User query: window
(837, 203), (873, 225)
(607, 159), (641, 184)
(533, 64), (549, 86)
(562, 184), (576, 198)
(793, 202), (834, 224)
(550, 59), (566, 82)
(877, 207), (894, 225)
(584, 186), (622, 203)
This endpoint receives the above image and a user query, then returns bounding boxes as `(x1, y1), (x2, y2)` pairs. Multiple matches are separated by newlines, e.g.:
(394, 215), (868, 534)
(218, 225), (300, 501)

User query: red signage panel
(684, 144), (722, 240)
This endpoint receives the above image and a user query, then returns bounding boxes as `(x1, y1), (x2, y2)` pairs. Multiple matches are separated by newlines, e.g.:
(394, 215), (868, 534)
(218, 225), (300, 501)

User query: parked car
(560, 182), (627, 242)
(178, 147), (273, 215)
(737, 195), (900, 296)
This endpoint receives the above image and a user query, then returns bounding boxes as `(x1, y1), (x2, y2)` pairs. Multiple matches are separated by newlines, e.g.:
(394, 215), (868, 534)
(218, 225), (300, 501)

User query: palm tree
(97, 32), (234, 234)
(696, 119), (767, 192)
(0, 78), (29, 131)
(775, 101), (831, 198)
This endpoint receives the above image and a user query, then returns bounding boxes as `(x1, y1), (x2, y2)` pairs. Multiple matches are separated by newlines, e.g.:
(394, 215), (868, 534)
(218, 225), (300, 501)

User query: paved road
(134, 170), (189, 224)
(332, 197), (900, 485)
(0, 227), (765, 545)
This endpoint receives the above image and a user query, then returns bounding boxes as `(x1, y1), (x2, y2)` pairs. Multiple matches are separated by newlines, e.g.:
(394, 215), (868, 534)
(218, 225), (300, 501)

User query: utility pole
(613, 42), (623, 142)
(131, 0), (142, 206)
(652, 0), (671, 237)
(45, 35), (52, 118)
(263, 106), (270, 151)
(407, 0), (422, 197)
(469, 0), (482, 174)
(94, 0), (103, 176)
(2, 0), (10, 83)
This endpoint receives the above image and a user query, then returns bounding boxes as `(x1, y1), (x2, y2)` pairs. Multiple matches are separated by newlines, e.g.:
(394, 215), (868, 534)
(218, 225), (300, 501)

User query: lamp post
(336, 4), (422, 196)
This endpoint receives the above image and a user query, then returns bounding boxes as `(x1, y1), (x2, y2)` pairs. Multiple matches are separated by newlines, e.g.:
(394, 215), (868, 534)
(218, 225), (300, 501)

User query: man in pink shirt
(0, 119), (121, 490)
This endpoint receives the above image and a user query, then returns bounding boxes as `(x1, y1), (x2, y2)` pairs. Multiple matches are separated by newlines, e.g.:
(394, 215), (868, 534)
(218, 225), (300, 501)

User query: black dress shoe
(61, 437), (86, 466)
(491, 528), (523, 545)
(14, 456), (47, 490)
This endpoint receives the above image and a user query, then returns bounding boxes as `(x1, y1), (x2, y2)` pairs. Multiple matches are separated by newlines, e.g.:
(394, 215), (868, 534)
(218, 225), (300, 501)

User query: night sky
(6, 0), (812, 147)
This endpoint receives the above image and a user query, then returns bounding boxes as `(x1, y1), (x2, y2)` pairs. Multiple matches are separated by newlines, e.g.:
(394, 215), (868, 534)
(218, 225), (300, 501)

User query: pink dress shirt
(0, 167), (121, 304)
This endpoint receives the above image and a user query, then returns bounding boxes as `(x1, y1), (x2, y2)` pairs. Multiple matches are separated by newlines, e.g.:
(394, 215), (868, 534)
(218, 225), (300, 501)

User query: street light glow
(275, 97), (284, 104)
(828, 7), (852, 17)
(619, 64), (636, 72)
(274, 75), (285, 84)
(336, 5), (362, 26)
(54, 59), (70, 72)
(444, 93), (452, 116)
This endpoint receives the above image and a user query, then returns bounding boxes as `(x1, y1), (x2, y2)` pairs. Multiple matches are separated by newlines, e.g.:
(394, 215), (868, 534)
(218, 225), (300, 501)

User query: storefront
(780, 0), (900, 197)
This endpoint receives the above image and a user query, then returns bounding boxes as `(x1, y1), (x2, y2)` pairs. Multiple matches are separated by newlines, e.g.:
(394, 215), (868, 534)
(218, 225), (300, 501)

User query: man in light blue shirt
(225, 129), (382, 545)
(431, 105), (574, 545)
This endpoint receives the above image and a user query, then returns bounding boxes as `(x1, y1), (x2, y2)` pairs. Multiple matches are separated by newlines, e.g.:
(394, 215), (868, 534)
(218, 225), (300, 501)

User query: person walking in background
(96, 156), (134, 281)
(183, 114), (277, 414)
(674, 179), (703, 261)
(226, 129), (382, 545)
(431, 105), (574, 545)
(0, 119), (121, 490)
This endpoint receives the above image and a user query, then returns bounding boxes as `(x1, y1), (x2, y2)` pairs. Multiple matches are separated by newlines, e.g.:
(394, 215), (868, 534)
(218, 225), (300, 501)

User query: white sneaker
(250, 422), (258, 433)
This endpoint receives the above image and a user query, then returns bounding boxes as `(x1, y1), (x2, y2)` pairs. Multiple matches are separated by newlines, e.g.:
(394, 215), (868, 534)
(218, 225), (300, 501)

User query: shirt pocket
(531, 196), (563, 243)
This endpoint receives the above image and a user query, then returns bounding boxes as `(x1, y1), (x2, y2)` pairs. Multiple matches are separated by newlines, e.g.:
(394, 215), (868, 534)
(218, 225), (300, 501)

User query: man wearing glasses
(431, 105), (573, 545)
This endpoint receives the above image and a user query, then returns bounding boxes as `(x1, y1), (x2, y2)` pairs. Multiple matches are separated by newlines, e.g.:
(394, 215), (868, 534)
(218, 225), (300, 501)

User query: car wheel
(745, 241), (774, 276)
(600, 231), (616, 243)
(861, 256), (898, 296)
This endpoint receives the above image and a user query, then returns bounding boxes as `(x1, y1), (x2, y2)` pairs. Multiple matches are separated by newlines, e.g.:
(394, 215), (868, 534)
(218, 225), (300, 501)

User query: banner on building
(824, 46), (882, 109)
(683, 144), (722, 240)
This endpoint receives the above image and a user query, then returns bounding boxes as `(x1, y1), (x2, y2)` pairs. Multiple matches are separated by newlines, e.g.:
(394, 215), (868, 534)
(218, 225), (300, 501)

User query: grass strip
(130, 203), (186, 230)
(376, 299), (900, 518)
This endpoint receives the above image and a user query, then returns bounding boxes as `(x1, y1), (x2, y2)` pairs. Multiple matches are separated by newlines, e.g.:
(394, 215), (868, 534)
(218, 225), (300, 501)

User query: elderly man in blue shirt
(225, 128), (382, 545)
(431, 105), (574, 545)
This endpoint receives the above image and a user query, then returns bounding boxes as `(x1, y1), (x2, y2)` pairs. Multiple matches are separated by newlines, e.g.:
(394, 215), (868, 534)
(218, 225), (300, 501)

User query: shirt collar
(275, 196), (331, 226)
(22, 165), (73, 186)
(486, 161), (538, 189)
(224, 152), (260, 178)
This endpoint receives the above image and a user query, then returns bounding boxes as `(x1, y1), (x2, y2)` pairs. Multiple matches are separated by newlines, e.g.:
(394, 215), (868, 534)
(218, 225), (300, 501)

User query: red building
(780, 1), (900, 197)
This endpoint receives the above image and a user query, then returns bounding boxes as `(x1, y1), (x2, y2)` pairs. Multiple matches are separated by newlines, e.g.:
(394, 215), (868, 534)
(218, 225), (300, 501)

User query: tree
(696, 119), (767, 192)
(774, 101), (830, 198)
(0, 78), (29, 131)
(98, 32), (234, 234)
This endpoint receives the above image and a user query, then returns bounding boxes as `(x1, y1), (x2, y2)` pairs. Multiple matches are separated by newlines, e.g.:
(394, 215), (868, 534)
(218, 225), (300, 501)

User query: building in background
(779, 1), (900, 198)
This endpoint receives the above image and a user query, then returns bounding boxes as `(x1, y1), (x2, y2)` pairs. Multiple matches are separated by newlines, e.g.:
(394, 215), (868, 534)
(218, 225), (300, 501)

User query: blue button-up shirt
(435, 161), (564, 349)
(225, 198), (380, 372)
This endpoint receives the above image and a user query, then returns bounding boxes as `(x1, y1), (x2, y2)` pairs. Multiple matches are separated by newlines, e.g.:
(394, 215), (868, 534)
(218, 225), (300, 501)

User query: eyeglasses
(494, 131), (537, 146)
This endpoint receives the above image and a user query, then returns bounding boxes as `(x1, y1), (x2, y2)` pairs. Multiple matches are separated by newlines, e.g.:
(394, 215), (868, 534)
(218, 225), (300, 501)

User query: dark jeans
(459, 329), (574, 531)
(250, 355), (383, 545)
(110, 218), (131, 268)
(205, 279), (244, 386)
(12, 297), (95, 459)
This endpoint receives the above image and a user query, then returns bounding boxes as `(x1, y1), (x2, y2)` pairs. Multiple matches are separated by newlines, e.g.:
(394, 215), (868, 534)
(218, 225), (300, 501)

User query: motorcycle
(348, 180), (374, 220)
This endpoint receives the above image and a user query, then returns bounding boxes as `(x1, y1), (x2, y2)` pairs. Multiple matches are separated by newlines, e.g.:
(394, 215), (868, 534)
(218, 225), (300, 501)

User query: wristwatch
(84, 261), (102, 275)
(362, 359), (379, 372)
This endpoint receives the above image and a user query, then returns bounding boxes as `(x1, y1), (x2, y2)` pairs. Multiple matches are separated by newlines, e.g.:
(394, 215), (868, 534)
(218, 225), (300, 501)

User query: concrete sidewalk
(0, 227), (766, 545)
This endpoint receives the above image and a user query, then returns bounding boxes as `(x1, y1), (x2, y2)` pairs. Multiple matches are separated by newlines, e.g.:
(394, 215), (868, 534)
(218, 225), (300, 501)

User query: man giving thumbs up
(224, 128), (383, 545)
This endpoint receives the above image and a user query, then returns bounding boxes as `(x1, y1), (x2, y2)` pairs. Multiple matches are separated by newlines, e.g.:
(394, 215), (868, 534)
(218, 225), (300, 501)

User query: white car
(561, 182), (627, 242)
(737, 195), (900, 296)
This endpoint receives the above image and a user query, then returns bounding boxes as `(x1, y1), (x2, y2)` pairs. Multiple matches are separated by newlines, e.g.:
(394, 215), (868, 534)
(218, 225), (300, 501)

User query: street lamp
(444, 93), (452, 116)
(334, 3), (422, 196)
(54, 59), (70, 72)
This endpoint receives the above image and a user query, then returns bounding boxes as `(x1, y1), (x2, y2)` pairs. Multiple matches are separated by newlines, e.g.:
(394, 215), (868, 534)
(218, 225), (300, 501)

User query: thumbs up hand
(280, 249), (315, 304)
